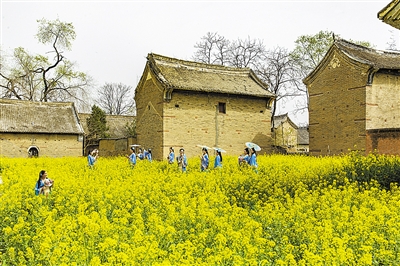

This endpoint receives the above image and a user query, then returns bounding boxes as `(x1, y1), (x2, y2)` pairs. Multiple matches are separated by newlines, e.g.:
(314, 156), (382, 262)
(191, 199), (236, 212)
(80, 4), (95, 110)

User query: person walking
(249, 147), (258, 172)
(177, 148), (188, 172)
(145, 148), (152, 162)
(167, 147), (174, 164)
(214, 149), (223, 168)
(238, 148), (250, 166)
(127, 147), (137, 168)
(200, 147), (209, 171)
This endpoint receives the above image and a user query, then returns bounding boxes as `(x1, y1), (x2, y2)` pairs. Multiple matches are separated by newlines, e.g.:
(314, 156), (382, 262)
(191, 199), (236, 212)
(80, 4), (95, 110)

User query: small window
(218, 102), (226, 114)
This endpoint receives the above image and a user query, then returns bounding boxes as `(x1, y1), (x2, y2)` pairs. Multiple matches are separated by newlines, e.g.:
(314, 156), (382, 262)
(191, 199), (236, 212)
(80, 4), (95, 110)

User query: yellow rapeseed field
(1, 152), (400, 265)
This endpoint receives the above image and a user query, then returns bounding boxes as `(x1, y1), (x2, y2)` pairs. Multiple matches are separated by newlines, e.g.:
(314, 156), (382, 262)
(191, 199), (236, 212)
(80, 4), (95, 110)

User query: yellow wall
(308, 52), (368, 155)
(0, 133), (83, 158)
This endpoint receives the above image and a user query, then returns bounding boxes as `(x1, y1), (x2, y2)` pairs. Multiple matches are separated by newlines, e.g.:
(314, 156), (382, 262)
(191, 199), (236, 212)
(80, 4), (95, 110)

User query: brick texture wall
(366, 129), (400, 155)
(135, 73), (164, 160)
(308, 52), (369, 156)
(162, 91), (273, 160)
(0, 133), (82, 158)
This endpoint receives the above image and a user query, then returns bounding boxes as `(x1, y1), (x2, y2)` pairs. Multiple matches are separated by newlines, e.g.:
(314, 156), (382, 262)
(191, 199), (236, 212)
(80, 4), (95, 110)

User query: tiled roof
(0, 99), (84, 134)
(378, 0), (400, 30)
(335, 38), (400, 69)
(146, 53), (275, 99)
(273, 113), (298, 129)
(297, 127), (309, 145)
(78, 113), (135, 138)
(304, 38), (400, 85)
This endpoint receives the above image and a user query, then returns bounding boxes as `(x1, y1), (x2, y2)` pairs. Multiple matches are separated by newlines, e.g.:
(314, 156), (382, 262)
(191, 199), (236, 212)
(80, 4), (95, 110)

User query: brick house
(78, 113), (136, 156)
(272, 113), (298, 153)
(304, 38), (400, 156)
(134, 53), (276, 160)
(0, 99), (84, 157)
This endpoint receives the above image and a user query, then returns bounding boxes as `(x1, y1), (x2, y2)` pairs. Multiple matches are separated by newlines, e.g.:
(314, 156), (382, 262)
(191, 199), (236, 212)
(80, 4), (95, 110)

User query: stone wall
(308, 52), (369, 156)
(0, 133), (83, 158)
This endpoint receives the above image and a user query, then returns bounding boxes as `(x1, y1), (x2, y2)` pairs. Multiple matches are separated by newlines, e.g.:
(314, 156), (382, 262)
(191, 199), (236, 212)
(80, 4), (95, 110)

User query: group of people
(166, 147), (188, 171)
(167, 146), (254, 172)
(238, 147), (258, 168)
(88, 145), (257, 172)
(127, 147), (152, 167)
(199, 147), (223, 172)
(34, 170), (54, 197)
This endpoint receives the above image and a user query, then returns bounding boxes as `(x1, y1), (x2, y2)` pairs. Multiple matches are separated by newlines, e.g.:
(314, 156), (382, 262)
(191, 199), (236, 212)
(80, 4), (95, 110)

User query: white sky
(0, 0), (396, 124)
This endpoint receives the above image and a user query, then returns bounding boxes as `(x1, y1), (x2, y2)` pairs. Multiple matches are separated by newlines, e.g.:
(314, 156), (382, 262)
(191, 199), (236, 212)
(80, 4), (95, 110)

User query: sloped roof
(0, 99), (84, 134)
(378, 0), (400, 30)
(297, 127), (309, 145)
(79, 113), (135, 138)
(304, 38), (400, 85)
(273, 113), (298, 129)
(145, 53), (275, 99)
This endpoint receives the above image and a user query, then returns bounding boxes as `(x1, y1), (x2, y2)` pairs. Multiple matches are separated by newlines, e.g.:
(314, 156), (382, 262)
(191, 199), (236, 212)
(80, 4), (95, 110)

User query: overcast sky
(1, 0), (396, 124)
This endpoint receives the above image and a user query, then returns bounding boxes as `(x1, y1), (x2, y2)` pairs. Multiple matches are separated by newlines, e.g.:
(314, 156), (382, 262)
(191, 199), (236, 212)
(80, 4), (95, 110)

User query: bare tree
(96, 82), (135, 115)
(254, 46), (300, 128)
(386, 29), (399, 51)
(228, 37), (266, 68)
(193, 32), (230, 65)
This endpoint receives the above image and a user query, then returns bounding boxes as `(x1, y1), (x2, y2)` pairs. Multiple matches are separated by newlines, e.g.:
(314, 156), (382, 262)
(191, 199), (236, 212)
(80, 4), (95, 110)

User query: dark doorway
(28, 147), (39, 157)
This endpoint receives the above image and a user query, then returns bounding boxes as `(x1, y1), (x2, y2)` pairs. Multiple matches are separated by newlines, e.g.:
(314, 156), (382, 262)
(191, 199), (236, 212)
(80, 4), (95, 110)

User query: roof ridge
(148, 53), (252, 73)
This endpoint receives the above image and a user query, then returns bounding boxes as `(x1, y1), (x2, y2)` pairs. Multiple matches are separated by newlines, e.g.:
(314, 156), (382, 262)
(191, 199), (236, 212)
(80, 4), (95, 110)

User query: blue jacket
(35, 180), (44, 195)
(214, 155), (222, 168)
(129, 153), (137, 165)
(168, 152), (174, 164)
(88, 155), (96, 167)
(201, 153), (209, 170)
(249, 153), (258, 167)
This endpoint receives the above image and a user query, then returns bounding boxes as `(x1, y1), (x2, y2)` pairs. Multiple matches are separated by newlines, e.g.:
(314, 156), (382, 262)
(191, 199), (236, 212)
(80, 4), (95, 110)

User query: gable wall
(308, 52), (369, 156)
(162, 91), (273, 160)
(273, 121), (298, 152)
(0, 133), (82, 158)
(135, 72), (164, 160)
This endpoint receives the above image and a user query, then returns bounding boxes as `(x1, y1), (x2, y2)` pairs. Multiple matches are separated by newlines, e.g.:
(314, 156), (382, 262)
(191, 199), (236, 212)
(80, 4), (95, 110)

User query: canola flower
(1, 152), (400, 265)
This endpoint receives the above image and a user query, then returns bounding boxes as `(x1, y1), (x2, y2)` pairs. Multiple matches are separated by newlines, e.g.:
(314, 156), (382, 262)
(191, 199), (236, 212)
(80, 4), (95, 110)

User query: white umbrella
(197, 144), (211, 150)
(212, 147), (227, 153)
(245, 142), (261, 151)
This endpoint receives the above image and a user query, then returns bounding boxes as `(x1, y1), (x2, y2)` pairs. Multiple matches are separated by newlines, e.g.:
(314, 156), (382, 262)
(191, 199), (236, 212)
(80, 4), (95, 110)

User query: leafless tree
(228, 37), (265, 68)
(254, 46), (301, 128)
(96, 82), (135, 115)
(193, 32), (230, 65)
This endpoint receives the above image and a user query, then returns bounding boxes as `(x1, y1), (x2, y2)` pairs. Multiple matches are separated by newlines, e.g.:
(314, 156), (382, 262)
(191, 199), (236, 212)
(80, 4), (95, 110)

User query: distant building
(272, 113), (298, 153)
(272, 113), (309, 154)
(297, 127), (309, 154)
(304, 38), (400, 156)
(134, 53), (276, 160)
(0, 99), (84, 158)
(78, 113), (136, 156)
